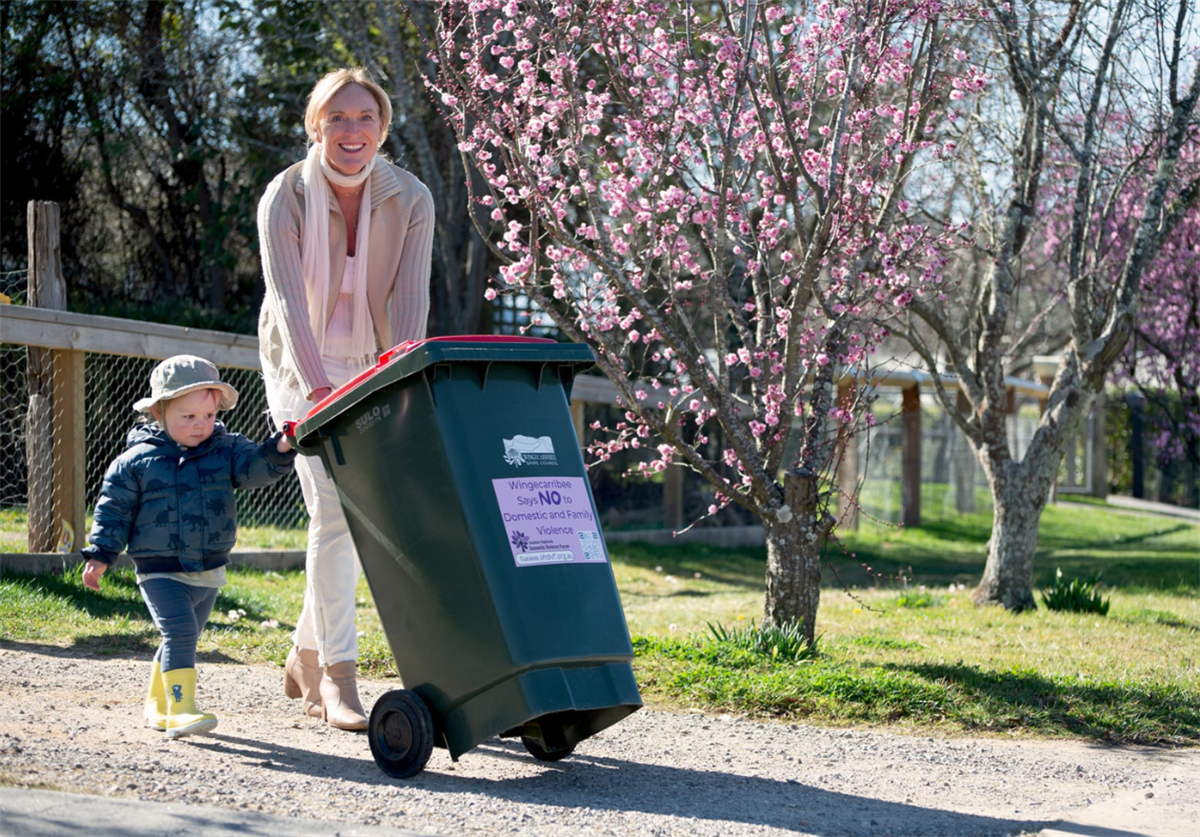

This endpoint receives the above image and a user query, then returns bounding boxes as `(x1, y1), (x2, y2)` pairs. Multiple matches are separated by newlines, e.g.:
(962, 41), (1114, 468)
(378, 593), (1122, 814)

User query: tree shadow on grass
(823, 554), (983, 588)
(1036, 523), (1193, 551)
(3, 567), (149, 624)
(908, 516), (992, 544)
(614, 544), (764, 590)
(1, 568), (283, 634)
(0, 637), (244, 665)
(894, 661), (1200, 745)
(1026, 556), (1198, 592)
(1111, 609), (1199, 632)
(826, 548), (1197, 593)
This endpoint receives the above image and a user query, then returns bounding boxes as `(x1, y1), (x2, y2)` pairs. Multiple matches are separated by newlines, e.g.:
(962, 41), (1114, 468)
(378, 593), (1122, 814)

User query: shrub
(706, 618), (819, 663)
(894, 590), (941, 608)
(1040, 568), (1111, 615)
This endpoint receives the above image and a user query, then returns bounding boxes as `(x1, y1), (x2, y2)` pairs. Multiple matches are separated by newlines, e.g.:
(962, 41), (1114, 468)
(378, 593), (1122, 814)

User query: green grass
(826, 497), (1199, 592)
(605, 499), (1199, 744)
(235, 525), (308, 551)
(1054, 494), (1111, 508)
(1, 499), (1197, 744)
(0, 507), (307, 553)
(632, 586), (1197, 743)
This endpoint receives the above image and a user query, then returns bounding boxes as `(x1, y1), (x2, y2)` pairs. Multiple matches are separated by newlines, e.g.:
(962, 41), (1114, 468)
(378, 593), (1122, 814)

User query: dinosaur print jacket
(82, 422), (297, 574)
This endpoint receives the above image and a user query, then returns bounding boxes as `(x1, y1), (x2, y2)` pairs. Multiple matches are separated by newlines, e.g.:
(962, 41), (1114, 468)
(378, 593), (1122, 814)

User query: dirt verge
(1, 644), (1195, 837)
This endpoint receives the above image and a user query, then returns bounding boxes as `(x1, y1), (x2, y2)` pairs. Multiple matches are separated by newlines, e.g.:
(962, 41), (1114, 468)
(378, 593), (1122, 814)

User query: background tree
(893, 0), (1199, 609)
(433, 0), (986, 640)
(3, 0), (490, 336)
(0, 1), (88, 281)
(20, 0), (261, 321)
(1108, 157), (1200, 507)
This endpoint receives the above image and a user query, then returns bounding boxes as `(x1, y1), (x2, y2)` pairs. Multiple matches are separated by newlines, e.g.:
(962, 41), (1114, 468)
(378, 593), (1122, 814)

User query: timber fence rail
(1, 303), (307, 561)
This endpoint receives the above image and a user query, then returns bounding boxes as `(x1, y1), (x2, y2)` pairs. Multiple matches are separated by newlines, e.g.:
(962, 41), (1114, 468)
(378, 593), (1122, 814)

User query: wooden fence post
(953, 389), (976, 513)
(570, 399), (585, 447)
(25, 201), (85, 553)
(1127, 392), (1146, 499)
(663, 465), (685, 531)
(901, 383), (921, 527)
(836, 378), (859, 529)
(1090, 392), (1108, 499)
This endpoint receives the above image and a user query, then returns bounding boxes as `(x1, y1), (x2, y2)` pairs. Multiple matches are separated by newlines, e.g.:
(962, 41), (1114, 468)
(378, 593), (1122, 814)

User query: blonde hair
(147, 387), (221, 425)
(304, 68), (393, 147)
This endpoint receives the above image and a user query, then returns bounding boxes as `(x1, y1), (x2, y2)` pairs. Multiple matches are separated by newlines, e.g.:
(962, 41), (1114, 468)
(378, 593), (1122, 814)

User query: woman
(258, 68), (433, 730)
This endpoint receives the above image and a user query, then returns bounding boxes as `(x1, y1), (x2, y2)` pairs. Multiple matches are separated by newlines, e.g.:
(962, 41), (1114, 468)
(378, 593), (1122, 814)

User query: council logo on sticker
(503, 435), (558, 467)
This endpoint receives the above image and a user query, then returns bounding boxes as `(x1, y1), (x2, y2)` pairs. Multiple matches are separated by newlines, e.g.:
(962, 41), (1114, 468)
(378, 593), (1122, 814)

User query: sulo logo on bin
(354, 403), (392, 434)
(503, 435), (558, 467)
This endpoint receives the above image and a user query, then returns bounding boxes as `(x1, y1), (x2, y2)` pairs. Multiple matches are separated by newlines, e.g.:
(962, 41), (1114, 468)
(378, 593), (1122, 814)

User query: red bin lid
(305, 335), (561, 420)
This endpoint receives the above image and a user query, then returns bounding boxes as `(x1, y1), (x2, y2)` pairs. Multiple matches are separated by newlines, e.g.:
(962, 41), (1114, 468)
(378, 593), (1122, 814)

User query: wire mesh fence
(2, 340), (307, 553)
(855, 391), (999, 523)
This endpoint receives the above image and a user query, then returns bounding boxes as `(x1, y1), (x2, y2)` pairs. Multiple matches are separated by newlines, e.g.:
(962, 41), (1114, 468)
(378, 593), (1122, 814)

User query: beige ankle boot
(284, 646), (323, 718)
(319, 661), (368, 730)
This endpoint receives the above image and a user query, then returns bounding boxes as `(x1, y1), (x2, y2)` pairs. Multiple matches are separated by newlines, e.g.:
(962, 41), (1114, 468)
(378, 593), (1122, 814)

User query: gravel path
(1, 645), (1195, 837)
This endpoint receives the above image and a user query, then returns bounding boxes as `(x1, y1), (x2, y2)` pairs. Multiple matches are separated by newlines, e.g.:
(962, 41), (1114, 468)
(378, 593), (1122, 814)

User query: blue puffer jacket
(82, 422), (298, 574)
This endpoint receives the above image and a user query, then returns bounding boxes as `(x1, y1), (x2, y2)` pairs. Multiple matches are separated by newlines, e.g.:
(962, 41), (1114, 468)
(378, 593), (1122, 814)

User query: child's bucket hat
(132, 355), (239, 413)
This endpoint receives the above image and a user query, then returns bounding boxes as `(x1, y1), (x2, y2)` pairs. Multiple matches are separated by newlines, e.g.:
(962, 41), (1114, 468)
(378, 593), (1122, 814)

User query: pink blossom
(435, 0), (970, 550)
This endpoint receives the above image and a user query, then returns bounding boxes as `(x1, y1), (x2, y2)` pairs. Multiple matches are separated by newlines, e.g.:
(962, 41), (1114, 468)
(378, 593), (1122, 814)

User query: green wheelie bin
(286, 336), (641, 778)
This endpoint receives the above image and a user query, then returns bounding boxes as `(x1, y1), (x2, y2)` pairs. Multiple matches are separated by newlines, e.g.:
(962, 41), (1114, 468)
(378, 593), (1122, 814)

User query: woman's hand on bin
(308, 386), (333, 404)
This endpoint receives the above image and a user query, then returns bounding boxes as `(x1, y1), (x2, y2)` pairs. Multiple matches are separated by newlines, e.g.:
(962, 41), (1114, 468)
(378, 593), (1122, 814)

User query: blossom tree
(432, 0), (986, 640)
(892, 0), (1199, 608)
(1111, 170), (1199, 505)
(1041, 142), (1200, 502)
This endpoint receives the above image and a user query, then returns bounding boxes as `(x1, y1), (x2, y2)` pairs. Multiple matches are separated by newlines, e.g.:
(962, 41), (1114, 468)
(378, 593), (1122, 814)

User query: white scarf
(301, 143), (378, 359)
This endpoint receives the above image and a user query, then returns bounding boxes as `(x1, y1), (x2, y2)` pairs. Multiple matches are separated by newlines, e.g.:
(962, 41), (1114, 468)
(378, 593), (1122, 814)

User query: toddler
(82, 355), (297, 738)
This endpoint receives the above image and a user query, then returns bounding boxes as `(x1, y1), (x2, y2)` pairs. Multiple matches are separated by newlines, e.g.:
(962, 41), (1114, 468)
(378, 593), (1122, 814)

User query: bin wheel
(368, 689), (434, 779)
(521, 736), (575, 762)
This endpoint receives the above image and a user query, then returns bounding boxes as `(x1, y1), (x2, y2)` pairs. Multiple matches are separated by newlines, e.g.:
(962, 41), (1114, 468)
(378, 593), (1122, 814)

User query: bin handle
(379, 341), (419, 366)
(379, 335), (558, 367)
(281, 420), (323, 453)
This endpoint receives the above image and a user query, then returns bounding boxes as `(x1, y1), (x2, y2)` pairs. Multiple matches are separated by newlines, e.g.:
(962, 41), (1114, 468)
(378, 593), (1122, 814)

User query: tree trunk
(972, 409), (1071, 610)
(762, 469), (832, 644)
(972, 474), (1046, 610)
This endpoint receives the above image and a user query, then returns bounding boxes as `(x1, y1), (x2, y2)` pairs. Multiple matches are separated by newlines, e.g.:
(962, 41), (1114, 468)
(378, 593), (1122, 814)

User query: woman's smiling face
(316, 83), (381, 176)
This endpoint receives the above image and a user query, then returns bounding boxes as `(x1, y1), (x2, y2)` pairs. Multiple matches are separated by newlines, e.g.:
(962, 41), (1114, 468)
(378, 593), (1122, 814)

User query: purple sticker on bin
(492, 477), (608, 567)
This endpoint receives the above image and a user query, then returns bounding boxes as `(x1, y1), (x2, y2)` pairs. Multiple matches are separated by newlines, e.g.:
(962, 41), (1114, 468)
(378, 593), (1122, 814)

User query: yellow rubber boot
(162, 667), (218, 739)
(143, 660), (167, 730)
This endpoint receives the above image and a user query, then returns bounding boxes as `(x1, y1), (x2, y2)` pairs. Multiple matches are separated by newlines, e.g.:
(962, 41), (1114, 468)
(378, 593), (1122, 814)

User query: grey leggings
(139, 578), (219, 672)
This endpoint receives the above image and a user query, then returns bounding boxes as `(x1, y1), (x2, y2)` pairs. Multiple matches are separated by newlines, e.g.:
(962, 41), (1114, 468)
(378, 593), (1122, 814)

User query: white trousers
(264, 354), (373, 667)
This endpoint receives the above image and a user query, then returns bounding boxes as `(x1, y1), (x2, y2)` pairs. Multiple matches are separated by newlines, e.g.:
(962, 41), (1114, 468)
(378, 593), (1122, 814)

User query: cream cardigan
(257, 158), (434, 398)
